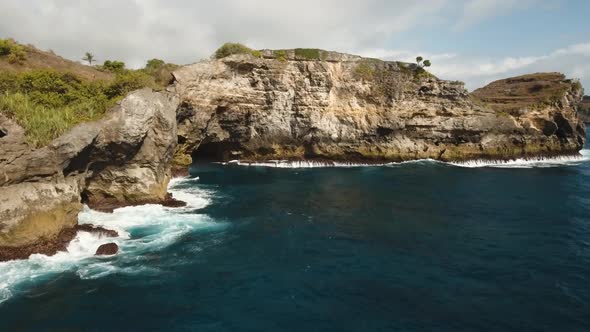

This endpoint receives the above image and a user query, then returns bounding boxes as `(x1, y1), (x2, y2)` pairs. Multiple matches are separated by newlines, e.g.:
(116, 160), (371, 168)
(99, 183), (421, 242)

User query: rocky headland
(173, 49), (585, 164)
(0, 88), (179, 260)
(0, 45), (587, 260)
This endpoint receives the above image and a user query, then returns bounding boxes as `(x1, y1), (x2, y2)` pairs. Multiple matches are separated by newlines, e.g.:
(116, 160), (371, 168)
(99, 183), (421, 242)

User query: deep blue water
(1, 142), (590, 331)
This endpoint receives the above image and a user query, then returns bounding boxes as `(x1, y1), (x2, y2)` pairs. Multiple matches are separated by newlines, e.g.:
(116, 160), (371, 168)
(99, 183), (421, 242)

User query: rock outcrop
(95, 243), (119, 256)
(80, 88), (179, 209)
(0, 88), (179, 260)
(579, 96), (590, 123)
(173, 51), (585, 163)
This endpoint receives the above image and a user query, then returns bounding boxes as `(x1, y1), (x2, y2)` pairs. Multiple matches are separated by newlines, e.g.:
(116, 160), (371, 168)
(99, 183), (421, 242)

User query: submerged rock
(95, 243), (118, 256)
(173, 52), (585, 163)
(75, 224), (119, 238)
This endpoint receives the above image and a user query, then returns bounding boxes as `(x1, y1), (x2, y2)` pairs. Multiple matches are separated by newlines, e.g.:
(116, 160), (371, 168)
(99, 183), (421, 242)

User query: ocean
(1, 135), (590, 331)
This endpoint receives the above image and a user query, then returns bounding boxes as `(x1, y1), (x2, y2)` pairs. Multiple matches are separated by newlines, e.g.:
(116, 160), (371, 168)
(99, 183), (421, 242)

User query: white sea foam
(448, 150), (590, 168)
(225, 160), (387, 168)
(224, 150), (590, 169)
(0, 176), (218, 305)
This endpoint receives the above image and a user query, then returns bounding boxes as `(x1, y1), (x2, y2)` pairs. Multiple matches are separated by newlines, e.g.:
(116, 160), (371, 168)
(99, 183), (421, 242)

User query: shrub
(102, 60), (125, 72)
(215, 43), (262, 59)
(145, 58), (165, 71)
(16, 70), (98, 108)
(0, 71), (19, 93)
(294, 48), (321, 60)
(104, 70), (156, 99)
(7, 48), (26, 64)
(0, 39), (27, 64)
(0, 40), (11, 56)
(273, 50), (288, 62)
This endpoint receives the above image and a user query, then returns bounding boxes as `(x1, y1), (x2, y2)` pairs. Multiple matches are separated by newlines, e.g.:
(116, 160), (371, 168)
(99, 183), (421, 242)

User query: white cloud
(361, 43), (590, 91)
(554, 43), (590, 57)
(0, 1), (586, 93)
(0, 0), (448, 67)
(454, 0), (542, 30)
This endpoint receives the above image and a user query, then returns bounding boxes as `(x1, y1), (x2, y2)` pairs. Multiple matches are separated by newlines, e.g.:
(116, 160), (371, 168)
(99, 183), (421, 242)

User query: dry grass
(0, 43), (113, 82)
(471, 73), (573, 112)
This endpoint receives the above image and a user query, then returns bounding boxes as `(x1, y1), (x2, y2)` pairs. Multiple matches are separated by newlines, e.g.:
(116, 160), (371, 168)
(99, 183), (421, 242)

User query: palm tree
(82, 52), (95, 65)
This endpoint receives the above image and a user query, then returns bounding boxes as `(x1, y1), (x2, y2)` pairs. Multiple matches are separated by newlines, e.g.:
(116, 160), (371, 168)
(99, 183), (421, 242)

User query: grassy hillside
(0, 39), (113, 81)
(0, 39), (177, 147)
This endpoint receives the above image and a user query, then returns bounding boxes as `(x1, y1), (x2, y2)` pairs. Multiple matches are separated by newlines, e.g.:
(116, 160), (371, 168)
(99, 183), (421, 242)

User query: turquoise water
(1, 137), (590, 331)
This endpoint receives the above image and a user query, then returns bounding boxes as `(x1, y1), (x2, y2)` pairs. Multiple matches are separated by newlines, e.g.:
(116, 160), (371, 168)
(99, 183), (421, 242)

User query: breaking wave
(0, 176), (220, 305)
(224, 150), (590, 169)
(447, 150), (590, 168)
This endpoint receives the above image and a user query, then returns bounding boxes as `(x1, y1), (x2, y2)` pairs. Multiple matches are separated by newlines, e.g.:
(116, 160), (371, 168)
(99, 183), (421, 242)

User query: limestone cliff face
(80, 89), (179, 207)
(0, 88), (179, 256)
(173, 51), (585, 163)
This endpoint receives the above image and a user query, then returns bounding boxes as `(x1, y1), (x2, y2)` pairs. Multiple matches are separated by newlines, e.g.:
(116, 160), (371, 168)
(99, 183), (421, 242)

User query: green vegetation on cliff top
(215, 43), (262, 59)
(0, 39), (27, 64)
(0, 39), (176, 147)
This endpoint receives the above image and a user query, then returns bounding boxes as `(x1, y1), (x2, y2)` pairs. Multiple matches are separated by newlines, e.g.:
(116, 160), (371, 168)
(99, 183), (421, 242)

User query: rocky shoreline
(0, 48), (587, 261)
(0, 224), (118, 261)
(87, 192), (187, 213)
(0, 88), (180, 261)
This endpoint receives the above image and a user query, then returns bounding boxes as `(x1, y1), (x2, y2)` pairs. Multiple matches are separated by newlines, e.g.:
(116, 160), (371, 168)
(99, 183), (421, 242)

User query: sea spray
(0, 177), (219, 305)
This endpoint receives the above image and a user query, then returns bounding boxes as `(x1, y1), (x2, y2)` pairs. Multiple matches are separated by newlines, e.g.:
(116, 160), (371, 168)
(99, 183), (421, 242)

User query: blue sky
(0, 0), (588, 91)
(409, 1), (587, 57)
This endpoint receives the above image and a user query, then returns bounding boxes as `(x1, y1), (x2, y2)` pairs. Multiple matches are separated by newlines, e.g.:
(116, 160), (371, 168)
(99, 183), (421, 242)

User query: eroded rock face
(0, 178), (82, 247)
(173, 53), (585, 163)
(0, 88), (179, 256)
(82, 88), (179, 208)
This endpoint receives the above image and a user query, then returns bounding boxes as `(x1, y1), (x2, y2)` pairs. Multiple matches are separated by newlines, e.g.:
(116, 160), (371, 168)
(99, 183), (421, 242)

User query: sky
(0, 0), (589, 91)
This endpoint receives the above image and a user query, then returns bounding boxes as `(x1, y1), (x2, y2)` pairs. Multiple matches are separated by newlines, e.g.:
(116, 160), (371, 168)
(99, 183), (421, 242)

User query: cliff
(579, 96), (590, 123)
(0, 46), (587, 260)
(0, 88), (179, 260)
(173, 51), (585, 164)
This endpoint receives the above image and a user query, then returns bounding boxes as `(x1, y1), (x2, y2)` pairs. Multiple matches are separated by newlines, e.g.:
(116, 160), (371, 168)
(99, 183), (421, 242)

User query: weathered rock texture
(173, 51), (585, 163)
(81, 89), (179, 209)
(579, 96), (590, 123)
(95, 243), (118, 256)
(0, 88), (179, 259)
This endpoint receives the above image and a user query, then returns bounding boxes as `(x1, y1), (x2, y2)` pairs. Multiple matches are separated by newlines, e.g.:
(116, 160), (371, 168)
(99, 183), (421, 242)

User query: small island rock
(95, 243), (119, 256)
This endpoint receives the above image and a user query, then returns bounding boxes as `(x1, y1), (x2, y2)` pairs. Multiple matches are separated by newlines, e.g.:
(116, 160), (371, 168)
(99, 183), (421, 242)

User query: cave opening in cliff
(191, 141), (243, 162)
